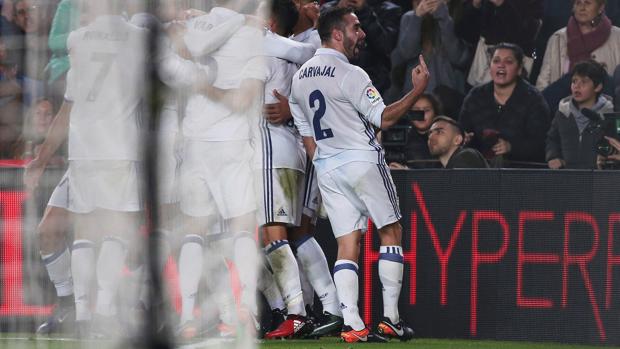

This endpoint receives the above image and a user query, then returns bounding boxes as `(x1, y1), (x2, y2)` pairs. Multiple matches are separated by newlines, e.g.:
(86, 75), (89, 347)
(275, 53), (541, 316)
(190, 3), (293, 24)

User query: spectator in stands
(459, 43), (551, 167)
(428, 116), (488, 168)
(614, 64), (620, 111)
(2, 0), (28, 78)
(13, 97), (65, 163)
(20, 0), (52, 106)
(388, 93), (441, 169)
(536, 0), (620, 91)
(320, 0), (401, 93)
(546, 60), (614, 169)
(0, 36), (22, 159)
(459, 0), (543, 87)
(388, 0), (470, 108)
(45, 0), (79, 106)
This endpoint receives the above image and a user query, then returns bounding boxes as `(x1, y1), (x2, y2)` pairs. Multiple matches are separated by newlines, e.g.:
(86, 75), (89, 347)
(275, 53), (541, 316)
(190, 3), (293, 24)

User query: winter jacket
(459, 78), (551, 164)
(390, 4), (470, 99)
(536, 26), (620, 91)
(545, 95), (615, 169)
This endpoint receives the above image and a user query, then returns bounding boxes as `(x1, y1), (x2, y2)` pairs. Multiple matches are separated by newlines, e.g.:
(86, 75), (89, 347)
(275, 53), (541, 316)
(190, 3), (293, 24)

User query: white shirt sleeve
(64, 68), (74, 102)
(342, 67), (386, 129)
(264, 31), (316, 65)
(184, 13), (245, 57)
(291, 87), (312, 137)
(158, 47), (209, 88)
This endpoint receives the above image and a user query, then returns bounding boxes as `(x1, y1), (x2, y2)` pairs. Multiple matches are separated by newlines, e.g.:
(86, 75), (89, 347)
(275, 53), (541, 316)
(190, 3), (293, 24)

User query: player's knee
(378, 222), (402, 246)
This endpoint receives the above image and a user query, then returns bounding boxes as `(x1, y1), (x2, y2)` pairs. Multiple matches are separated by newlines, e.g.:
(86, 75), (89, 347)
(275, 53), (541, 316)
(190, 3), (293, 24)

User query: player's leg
(176, 215), (206, 336)
(317, 169), (369, 341)
(203, 232), (238, 337)
(257, 261), (287, 333)
(177, 140), (213, 335)
(37, 204), (74, 335)
(257, 168), (310, 339)
(70, 212), (97, 336)
(289, 165), (341, 325)
(362, 163), (413, 341)
(290, 216), (343, 336)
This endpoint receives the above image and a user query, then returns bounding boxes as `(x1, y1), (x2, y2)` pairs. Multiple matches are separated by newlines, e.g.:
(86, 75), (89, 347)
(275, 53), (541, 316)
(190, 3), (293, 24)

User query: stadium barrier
(1, 165), (620, 345)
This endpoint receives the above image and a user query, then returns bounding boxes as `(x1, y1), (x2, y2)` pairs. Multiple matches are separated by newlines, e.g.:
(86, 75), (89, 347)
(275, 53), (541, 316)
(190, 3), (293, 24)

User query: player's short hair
(571, 59), (607, 88)
(317, 6), (354, 43)
(271, 0), (299, 36)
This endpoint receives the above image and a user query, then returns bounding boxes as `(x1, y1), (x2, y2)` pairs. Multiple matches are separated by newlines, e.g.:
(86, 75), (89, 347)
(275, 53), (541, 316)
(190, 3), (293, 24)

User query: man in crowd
(428, 116), (488, 168)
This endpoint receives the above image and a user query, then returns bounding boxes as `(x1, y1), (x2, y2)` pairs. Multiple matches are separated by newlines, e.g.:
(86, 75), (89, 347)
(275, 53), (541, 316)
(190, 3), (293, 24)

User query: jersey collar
(315, 48), (349, 63)
(291, 28), (314, 43)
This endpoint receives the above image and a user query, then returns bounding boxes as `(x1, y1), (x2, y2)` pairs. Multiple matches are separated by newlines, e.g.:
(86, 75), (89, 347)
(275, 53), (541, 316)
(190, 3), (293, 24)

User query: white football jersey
(290, 28), (321, 52)
(259, 53), (305, 171)
(66, 15), (147, 161)
(290, 48), (386, 174)
(183, 7), (265, 141)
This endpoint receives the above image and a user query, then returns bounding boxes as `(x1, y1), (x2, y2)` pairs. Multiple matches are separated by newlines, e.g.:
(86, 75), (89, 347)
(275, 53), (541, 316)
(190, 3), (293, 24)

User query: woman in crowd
(459, 43), (550, 167)
(536, 0), (620, 90)
(388, 93), (442, 169)
(389, 0), (470, 107)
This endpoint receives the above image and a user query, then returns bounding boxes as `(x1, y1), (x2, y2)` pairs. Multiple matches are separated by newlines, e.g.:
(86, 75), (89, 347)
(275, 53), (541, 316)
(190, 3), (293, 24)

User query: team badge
(366, 87), (381, 105)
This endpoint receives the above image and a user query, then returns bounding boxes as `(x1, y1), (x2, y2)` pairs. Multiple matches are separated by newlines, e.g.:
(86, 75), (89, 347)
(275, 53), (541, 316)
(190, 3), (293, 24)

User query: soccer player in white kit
(290, 7), (429, 343)
(54, 3), (147, 337)
(178, 4), (264, 336)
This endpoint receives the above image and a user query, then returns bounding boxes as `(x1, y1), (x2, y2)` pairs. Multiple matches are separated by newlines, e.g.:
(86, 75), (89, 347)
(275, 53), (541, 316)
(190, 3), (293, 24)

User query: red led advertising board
(2, 168), (620, 345)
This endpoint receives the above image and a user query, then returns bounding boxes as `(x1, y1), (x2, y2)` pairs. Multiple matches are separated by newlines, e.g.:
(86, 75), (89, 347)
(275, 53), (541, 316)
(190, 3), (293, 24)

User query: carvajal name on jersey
(83, 31), (129, 41)
(298, 65), (336, 79)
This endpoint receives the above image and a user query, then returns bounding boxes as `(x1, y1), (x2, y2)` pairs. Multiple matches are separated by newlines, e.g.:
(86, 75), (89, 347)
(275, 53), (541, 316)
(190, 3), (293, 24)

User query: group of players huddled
(24, 0), (429, 344)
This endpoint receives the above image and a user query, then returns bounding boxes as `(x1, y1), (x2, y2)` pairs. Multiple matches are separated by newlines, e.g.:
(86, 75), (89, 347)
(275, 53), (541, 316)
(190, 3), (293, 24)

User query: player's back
(183, 8), (265, 142)
(290, 48), (386, 174)
(67, 15), (147, 161)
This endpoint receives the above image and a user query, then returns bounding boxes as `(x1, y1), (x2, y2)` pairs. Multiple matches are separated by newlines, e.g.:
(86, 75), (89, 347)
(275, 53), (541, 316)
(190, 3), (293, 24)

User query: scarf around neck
(566, 14), (612, 70)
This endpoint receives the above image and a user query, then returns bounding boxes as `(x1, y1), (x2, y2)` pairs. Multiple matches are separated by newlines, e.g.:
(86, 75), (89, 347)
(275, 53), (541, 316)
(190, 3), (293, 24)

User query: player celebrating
(290, 7), (429, 343)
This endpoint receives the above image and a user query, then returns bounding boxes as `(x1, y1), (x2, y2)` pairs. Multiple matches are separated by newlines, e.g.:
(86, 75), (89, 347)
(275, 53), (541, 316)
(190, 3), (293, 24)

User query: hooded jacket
(545, 95), (615, 169)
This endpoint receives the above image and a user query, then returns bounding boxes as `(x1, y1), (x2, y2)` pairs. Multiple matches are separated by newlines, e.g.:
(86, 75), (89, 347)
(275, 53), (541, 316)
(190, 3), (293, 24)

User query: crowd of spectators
(1, 0), (620, 169)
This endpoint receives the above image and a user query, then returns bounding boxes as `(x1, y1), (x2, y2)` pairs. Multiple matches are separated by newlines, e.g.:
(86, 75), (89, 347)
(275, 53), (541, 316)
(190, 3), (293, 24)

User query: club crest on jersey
(366, 87), (380, 105)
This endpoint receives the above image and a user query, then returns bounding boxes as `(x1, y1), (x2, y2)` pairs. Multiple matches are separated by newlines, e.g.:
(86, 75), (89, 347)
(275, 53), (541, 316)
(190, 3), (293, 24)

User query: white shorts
(67, 160), (143, 214)
(257, 168), (304, 226)
(179, 139), (257, 219)
(157, 130), (181, 204)
(318, 161), (401, 238)
(301, 161), (321, 220)
(48, 170), (69, 209)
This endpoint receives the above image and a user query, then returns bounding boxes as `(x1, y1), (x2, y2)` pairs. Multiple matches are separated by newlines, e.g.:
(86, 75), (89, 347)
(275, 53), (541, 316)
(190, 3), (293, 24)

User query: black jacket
(321, 0), (402, 93)
(459, 78), (551, 164)
(546, 96), (615, 169)
(445, 147), (489, 169)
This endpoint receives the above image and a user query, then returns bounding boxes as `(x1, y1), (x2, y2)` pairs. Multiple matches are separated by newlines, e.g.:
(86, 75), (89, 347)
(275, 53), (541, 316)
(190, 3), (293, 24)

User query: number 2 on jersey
(87, 52), (116, 102)
(310, 90), (333, 140)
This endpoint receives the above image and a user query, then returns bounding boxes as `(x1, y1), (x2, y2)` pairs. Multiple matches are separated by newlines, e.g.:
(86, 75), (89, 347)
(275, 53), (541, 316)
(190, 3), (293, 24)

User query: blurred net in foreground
(6, 0), (265, 348)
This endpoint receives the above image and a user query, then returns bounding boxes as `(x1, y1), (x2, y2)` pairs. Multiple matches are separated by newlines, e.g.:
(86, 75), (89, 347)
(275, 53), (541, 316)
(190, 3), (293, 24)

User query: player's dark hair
(271, 0), (299, 37)
(571, 59), (607, 88)
(317, 6), (353, 43)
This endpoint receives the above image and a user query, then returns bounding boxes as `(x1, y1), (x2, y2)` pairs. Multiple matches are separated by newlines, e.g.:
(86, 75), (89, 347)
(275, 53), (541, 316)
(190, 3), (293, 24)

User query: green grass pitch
(1, 335), (620, 349)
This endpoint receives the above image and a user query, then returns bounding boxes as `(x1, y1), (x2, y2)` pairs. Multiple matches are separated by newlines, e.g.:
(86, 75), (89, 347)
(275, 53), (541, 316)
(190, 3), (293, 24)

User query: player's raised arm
(380, 55), (429, 129)
(24, 101), (72, 191)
